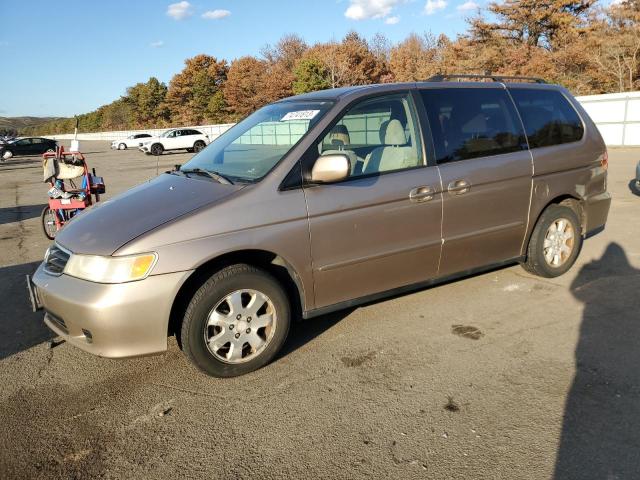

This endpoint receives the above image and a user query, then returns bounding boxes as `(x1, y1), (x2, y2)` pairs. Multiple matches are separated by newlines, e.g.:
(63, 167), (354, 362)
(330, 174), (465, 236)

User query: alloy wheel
(204, 289), (277, 364)
(543, 218), (575, 267)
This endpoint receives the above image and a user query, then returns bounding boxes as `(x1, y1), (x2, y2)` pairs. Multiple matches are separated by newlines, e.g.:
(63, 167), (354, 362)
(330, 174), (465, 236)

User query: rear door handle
(447, 180), (471, 195)
(409, 186), (434, 202)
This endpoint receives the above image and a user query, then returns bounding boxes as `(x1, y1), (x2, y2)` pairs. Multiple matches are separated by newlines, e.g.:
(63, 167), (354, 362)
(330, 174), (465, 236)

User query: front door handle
(447, 179), (471, 195)
(409, 186), (434, 202)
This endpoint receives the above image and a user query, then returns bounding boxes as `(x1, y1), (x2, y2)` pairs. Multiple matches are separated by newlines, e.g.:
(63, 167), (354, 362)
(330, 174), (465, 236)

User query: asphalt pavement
(0, 142), (639, 479)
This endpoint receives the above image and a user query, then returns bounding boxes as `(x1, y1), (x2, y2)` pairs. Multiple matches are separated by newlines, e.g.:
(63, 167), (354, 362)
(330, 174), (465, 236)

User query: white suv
(139, 129), (209, 156)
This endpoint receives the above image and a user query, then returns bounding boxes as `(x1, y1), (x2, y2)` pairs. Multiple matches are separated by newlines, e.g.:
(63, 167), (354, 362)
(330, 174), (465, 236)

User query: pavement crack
(36, 348), (54, 379)
(507, 269), (563, 288)
(148, 382), (226, 399)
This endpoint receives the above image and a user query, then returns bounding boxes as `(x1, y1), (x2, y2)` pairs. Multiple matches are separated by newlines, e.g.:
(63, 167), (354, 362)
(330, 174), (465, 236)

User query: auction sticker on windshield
(281, 110), (320, 121)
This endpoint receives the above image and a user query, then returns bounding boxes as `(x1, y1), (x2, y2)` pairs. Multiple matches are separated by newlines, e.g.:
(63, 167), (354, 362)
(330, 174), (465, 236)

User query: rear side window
(420, 88), (525, 164)
(509, 89), (584, 148)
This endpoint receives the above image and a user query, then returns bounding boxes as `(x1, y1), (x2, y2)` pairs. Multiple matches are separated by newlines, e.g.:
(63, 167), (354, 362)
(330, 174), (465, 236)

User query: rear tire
(193, 140), (206, 153)
(522, 205), (582, 278)
(118, 143), (127, 150)
(181, 264), (291, 377)
(41, 206), (57, 240)
(150, 143), (164, 156)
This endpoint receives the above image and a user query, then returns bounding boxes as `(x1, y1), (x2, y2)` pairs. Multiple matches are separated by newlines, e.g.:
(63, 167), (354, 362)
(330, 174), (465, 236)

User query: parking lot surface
(0, 143), (639, 479)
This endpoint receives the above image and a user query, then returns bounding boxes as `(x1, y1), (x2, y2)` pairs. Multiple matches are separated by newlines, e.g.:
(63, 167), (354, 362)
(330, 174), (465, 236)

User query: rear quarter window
(420, 88), (526, 164)
(509, 89), (584, 149)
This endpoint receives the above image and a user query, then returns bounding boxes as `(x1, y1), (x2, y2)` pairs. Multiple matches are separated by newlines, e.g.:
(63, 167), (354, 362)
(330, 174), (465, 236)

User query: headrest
(379, 120), (390, 143)
(461, 113), (488, 133)
(330, 124), (350, 146)
(383, 119), (406, 145)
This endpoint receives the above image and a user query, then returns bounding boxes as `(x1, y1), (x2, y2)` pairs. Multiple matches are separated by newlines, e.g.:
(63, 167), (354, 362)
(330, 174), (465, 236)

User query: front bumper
(139, 145), (150, 153)
(31, 263), (192, 358)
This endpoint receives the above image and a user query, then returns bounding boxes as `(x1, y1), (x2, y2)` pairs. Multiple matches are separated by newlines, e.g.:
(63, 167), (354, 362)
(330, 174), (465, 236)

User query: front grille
(44, 244), (71, 275)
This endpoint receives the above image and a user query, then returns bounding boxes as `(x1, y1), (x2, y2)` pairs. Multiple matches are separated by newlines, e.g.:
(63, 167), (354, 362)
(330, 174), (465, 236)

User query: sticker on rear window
(281, 110), (320, 121)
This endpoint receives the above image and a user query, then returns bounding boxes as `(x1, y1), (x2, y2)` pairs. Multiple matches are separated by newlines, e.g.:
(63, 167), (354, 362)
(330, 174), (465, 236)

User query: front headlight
(64, 253), (157, 283)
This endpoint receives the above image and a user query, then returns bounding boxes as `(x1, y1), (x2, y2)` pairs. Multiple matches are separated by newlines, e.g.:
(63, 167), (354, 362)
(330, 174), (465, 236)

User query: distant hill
(0, 116), (67, 134)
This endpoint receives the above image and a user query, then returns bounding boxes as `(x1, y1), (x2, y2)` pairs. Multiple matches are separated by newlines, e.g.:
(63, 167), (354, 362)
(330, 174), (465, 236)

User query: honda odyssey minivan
(29, 75), (611, 377)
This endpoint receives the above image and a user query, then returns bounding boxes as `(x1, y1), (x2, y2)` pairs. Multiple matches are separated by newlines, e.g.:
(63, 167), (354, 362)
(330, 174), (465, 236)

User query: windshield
(181, 100), (333, 182)
(161, 130), (174, 138)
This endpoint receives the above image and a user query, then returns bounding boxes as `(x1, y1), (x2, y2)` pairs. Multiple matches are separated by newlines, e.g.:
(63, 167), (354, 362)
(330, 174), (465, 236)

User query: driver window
(317, 93), (423, 178)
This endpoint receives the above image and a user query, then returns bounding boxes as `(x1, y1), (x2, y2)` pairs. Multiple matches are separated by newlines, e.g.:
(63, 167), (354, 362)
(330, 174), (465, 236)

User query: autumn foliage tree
(166, 54), (228, 125)
(23, 1), (640, 135)
(125, 77), (170, 127)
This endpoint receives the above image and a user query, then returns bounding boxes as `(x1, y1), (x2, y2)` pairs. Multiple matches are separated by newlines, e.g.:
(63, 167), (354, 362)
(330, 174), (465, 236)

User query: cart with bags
(41, 146), (106, 239)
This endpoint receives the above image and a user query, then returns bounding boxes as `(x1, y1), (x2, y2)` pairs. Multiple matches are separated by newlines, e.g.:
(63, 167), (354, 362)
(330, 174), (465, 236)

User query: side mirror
(311, 154), (350, 183)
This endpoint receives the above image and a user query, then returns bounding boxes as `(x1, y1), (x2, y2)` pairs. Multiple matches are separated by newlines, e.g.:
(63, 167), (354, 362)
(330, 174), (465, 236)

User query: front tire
(181, 264), (291, 377)
(41, 206), (57, 239)
(150, 143), (164, 156)
(1, 149), (13, 161)
(522, 204), (582, 278)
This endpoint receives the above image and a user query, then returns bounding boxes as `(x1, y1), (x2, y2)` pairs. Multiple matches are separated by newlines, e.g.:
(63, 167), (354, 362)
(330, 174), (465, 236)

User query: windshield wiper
(179, 168), (233, 185)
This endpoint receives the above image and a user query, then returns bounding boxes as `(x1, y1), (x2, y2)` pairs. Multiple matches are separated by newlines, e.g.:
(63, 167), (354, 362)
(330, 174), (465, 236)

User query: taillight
(601, 150), (608, 170)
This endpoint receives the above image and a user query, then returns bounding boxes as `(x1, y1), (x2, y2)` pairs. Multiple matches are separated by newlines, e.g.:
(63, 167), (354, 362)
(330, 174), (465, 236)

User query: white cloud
(202, 9), (231, 19)
(345, 0), (403, 21)
(167, 1), (192, 20)
(424, 0), (447, 14)
(385, 15), (400, 24)
(150, 40), (164, 48)
(457, 0), (478, 11)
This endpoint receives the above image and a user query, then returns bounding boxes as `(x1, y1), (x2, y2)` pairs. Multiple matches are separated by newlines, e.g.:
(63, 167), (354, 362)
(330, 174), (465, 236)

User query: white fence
(48, 123), (236, 142)
(47, 91), (640, 147)
(576, 91), (640, 146)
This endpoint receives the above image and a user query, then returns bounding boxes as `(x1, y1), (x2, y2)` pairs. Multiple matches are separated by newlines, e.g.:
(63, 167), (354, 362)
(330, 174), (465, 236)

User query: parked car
(1, 137), (57, 160)
(139, 128), (209, 156)
(635, 160), (640, 190)
(30, 75), (611, 377)
(111, 134), (152, 150)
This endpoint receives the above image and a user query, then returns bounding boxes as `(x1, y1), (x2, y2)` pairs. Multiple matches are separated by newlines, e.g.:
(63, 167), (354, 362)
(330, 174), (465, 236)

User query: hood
(56, 173), (244, 256)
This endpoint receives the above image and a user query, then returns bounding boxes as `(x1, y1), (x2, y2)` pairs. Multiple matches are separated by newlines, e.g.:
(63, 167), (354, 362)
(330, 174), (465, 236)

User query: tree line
(23, 0), (639, 136)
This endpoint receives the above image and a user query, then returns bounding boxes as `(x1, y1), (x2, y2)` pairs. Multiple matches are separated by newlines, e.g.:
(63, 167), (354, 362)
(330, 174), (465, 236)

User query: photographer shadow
(555, 243), (640, 478)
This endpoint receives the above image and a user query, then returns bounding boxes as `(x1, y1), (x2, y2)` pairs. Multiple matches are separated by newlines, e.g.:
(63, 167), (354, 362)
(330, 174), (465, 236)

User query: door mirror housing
(311, 154), (351, 183)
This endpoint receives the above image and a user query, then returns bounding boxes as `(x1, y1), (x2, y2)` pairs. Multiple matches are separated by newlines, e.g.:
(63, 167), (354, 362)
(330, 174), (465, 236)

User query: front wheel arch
(167, 249), (304, 345)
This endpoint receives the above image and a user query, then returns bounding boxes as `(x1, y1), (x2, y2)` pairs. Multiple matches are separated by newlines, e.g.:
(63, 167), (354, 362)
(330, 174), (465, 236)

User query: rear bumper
(32, 263), (192, 358)
(584, 191), (612, 235)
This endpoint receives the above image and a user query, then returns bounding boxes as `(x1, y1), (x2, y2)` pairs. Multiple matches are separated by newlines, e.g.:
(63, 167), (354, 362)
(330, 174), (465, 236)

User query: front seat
(321, 124), (361, 175)
(363, 119), (415, 174)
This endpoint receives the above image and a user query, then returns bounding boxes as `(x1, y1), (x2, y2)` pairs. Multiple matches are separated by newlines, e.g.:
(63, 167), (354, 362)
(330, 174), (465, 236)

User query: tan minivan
(29, 75), (611, 377)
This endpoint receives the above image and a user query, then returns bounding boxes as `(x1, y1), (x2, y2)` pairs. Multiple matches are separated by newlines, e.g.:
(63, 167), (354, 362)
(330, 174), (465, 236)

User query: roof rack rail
(427, 74), (547, 84)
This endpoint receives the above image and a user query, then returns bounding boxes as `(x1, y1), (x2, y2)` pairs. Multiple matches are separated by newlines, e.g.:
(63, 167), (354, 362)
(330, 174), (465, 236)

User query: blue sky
(1, 0), (484, 117)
